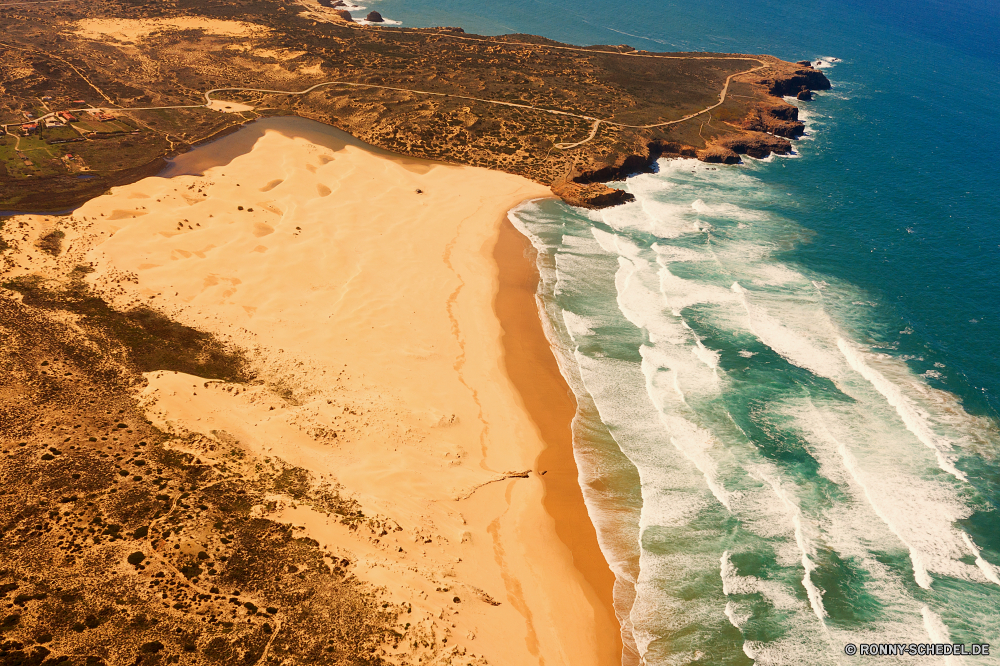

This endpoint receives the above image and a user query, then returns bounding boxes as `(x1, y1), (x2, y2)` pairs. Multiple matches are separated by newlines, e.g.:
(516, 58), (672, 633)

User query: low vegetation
(0, 0), (827, 210)
(0, 279), (400, 664)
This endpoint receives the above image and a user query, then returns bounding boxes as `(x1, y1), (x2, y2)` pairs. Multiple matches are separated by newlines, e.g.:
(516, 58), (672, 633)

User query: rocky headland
(552, 61), (830, 207)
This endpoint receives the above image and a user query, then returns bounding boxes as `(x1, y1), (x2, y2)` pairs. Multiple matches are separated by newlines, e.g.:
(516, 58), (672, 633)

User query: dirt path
(201, 54), (764, 149)
(1, 32), (768, 154)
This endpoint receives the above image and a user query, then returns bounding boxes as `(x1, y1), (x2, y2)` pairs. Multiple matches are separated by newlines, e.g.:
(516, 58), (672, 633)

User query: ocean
(356, 1), (1000, 663)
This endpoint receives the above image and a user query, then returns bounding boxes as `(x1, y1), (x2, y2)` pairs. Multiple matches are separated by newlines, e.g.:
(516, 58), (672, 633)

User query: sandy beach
(2, 126), (621, 664)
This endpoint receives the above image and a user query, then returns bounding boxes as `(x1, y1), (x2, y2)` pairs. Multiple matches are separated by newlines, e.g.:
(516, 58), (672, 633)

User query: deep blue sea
(353, 1), (1000, 663)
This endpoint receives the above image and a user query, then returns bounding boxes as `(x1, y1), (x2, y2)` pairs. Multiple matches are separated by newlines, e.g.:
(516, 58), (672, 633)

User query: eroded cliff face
(738, 102), (805, 138)
(692, 62), (829, 167)
(760, 67), (832, 97)
(698, 133), (794, 164)
(552, 60), (830, 208)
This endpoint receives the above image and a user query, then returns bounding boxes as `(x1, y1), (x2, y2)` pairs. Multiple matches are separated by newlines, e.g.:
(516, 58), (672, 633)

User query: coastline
(494, 216), (623, 664)
(0, 126), (621, 665)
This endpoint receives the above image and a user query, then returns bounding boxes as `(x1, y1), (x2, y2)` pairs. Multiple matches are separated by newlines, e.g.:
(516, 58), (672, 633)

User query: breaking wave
(508, 130), (1000, 663)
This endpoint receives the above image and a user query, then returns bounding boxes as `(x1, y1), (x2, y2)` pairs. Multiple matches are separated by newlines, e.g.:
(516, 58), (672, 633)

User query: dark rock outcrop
(796, 88), (813, 101)
(697, 145), (741, 164)
(551, 139), (697, 207)
(552, 58), (826, 206)
(723, 132), (792, 159)
(697, 132), (792, 163)
(739, 102), (805, 137)
(796, 60), (814, 67)
(551, 181), (634, 209)
(571, 152), (657, 185)
(365, 11), (384, 22)
(764, 103), (799, 121)
(761, 68), (831, 97)
(335, 9), (353, 21)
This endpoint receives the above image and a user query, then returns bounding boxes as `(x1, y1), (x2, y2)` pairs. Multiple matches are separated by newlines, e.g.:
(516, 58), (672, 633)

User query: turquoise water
(354, 1), (1000, 663)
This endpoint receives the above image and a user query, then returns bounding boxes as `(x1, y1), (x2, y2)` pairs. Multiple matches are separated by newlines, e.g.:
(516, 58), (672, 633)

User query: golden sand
(73, 18), (269, 43)
(4, 130), (621, 664)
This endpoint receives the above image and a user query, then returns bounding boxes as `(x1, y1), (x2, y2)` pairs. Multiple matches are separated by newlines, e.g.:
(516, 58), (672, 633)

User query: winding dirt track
(1, 28), (768, 151)
(200, 52), (765, 150)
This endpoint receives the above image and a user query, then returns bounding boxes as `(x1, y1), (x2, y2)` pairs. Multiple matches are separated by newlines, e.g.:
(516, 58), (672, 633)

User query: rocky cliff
(552, 60), (830, 208)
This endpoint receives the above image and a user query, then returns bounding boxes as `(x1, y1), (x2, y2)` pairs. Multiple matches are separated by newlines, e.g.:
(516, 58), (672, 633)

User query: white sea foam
(509, 207), (648, 659)
(691, 198), (767, 222)
(723, 600), (750, 629)
(793, 398), (990, 591)
(691, 334), (720, 370)
(650, 243), (703, 264)
(353, 16), (402, 25)
(507, 138), (1000, 665)
(961, 533), (1000, 586)
(747, 263), (809, 287)
(922, 606), (963, 666)
(655, 259), (735, 314)
(806, 405), (936, 589)
(591, 225), (641, 258)
(562, 310), (596, 340)
(748, 469), (828, 622)
(573, 351), (719, 661)
(732, 281), (844, 379)
(643, 349), (730, 510)
(615, 257), (691, 347)
(788, 100), (822, 141)
(837, 337), (967, 482)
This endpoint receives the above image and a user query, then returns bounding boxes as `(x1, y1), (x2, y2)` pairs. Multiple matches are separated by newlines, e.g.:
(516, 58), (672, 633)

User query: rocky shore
(551, 61), (831, 208)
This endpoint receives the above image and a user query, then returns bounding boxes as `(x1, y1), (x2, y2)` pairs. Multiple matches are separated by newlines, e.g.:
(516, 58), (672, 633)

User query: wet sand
(494, 217), (623, 665)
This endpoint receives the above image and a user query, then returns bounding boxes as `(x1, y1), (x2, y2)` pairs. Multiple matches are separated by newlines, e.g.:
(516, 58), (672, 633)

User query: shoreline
(494, 215), (623, 664)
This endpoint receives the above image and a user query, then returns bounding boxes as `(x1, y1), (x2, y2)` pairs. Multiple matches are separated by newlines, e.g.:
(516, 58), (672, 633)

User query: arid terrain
(0, 262), (402, 665)
(1, 3), (833, 664)
(0, 131), (612, 666)
(0, 0), (828, 211)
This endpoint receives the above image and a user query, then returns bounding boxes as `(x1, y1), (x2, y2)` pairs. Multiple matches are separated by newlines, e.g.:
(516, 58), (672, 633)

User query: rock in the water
(335, 9), (353, 21)
(739, 102), (805, 137)
(365, 10), (384, 22)
(697, 145), (741, 164)
(550, 180), (635, 209)
(796, 88), (814, 101)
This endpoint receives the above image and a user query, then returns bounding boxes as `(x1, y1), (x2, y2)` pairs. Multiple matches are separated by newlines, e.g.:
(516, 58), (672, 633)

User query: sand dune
(3, 130), (619, 664)
(73, 17), (268, 43)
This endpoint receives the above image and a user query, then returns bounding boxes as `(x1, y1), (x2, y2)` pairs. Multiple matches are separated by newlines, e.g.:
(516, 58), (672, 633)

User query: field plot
(74, 119), (135, 134)
(41, 126), (82, 142)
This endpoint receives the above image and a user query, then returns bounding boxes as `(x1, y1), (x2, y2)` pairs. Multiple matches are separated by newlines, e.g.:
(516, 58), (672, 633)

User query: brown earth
(0, 276), (400, 665)
(0, 0), (828, 211)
